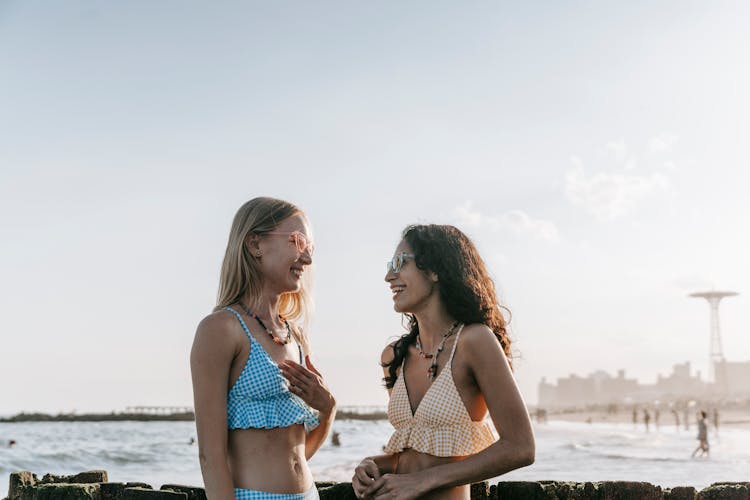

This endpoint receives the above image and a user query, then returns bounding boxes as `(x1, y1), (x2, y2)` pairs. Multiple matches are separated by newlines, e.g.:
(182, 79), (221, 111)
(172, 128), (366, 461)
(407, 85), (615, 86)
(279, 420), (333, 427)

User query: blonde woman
(353, 224), (534, 499)
(191, 197), (336, 500)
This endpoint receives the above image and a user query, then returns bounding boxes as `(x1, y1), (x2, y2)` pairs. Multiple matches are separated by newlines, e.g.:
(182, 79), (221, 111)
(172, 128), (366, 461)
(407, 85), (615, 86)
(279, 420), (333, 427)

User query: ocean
(1, 419), (748, 496)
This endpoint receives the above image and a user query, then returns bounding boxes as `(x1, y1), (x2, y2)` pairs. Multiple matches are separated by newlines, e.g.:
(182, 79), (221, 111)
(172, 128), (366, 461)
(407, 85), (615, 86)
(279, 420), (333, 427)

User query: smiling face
(254, 213), (313, 295)
(385, 239), (438, 314)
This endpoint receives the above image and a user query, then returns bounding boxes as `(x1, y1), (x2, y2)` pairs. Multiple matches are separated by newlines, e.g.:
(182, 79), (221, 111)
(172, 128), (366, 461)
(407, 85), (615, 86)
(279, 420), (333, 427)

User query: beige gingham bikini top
(384, 324), (498, 457)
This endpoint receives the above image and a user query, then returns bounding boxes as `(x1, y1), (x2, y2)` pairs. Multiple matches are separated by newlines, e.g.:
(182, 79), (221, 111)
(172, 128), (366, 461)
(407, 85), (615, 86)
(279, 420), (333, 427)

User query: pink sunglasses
(264, 231), (315, 256)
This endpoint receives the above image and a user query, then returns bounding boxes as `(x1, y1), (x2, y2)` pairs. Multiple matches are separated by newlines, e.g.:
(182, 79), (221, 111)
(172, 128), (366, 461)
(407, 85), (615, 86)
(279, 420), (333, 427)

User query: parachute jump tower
(689, 290), (738, 392)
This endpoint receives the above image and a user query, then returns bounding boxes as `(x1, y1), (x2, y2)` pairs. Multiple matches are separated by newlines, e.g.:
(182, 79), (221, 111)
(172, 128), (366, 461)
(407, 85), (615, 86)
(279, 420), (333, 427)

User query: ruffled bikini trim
(228, 395), (320, 433)
(383, 419), (497, 457)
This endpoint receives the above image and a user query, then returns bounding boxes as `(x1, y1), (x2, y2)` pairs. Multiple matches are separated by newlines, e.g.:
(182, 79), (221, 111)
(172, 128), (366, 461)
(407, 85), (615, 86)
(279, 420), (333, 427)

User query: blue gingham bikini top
(224, 307), (319, 432)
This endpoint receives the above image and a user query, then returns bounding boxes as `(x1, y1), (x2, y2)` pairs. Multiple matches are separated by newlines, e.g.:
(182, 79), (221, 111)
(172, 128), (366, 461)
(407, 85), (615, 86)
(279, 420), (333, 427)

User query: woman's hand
(279, 355), (335, 415)
(352, 458), (381, 499)
(364, 472), (428, 500)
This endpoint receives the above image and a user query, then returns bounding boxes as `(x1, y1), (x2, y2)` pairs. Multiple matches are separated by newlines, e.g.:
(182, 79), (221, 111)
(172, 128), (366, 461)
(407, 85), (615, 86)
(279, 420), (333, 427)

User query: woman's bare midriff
(228, 425), (312, 493)
(395, 449), (469, 500)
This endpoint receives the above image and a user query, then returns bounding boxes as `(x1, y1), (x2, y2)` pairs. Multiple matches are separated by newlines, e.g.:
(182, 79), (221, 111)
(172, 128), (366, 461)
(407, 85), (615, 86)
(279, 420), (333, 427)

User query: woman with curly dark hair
(352, 224), (535, 500)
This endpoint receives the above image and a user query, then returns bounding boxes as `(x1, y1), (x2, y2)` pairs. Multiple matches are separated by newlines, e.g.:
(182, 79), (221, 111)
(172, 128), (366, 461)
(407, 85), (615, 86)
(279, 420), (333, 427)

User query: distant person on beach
(331, 431), (341, 447)
(712, 408), (719, 434)
(191, 197), (335, 500)
(643, 409), (651, 432)
(691, 411), (710, 458)
(535, 408), (548, 424)
(352, 224), (535, 499)
(671, 408), (680, 430)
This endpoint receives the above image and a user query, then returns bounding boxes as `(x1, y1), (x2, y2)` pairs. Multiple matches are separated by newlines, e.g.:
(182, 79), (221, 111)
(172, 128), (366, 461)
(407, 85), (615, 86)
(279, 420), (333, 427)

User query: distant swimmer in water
(712, 407), (719, 434)
(8, 440), (16, 447)
(188, 437), (195, 445)
(691, 411), (709, 458)
(331, 431), (341, 447)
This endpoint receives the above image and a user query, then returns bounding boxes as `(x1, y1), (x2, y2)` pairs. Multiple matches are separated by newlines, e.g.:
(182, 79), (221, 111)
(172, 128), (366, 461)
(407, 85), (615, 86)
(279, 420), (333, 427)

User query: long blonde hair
(215, 197), (314, 349)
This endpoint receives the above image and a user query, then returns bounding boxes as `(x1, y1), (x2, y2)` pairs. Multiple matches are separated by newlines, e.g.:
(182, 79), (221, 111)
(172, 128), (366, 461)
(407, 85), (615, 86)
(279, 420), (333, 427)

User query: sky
(1, 1), (749, 414)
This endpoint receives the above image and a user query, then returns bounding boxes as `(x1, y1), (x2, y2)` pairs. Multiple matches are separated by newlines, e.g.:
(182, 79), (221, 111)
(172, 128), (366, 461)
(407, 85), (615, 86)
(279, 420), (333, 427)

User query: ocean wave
(595, 453), (688, 463)
(562, 441), (594, 451)
(95, 449), (155, 465)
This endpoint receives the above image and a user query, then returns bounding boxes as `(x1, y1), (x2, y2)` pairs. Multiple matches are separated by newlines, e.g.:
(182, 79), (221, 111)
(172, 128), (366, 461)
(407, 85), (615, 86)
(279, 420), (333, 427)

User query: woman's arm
(352, 453), (397, 497)
(279, 356), (336, 459)
(303, 403), (336, 460)
(190, 313), (238, 500)
(365, 326), (535, 499)
(352, 344), (398, 498)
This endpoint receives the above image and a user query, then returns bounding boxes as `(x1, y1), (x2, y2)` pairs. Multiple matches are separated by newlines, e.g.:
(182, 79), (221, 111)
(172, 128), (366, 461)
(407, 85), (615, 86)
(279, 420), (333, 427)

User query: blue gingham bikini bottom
(234, 485), (319, 500)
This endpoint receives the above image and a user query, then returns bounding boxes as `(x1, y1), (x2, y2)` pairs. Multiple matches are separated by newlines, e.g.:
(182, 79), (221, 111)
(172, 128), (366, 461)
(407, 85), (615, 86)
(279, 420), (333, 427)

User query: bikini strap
(224, 307), (255, 343)
(228, 306), (304, 363)
(447, 323), (465, 364)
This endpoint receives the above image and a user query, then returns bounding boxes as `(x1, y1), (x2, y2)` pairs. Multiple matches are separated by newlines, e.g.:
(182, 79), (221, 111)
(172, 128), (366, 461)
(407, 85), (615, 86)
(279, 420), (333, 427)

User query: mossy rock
(595, 481), (662, 500)
(20, 483), (101, 500)
(100, 483), (125, 500)
(697, 484), (749, 500)
(159, 486), (205, 500)
(470, 481), (489, 500)
(494, 481), (556, 499)
(539, 481), (596, 500)
(8, 472), (38, 500)
(315, 482), (337, 489)
(664, 486), (696, 500)
(123, 488), (186, 500)
(317, 482), (357, 500)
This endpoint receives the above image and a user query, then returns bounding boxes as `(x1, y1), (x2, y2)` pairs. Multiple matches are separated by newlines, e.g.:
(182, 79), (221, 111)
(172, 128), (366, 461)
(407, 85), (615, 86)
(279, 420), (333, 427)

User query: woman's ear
(428, 271), (439, 282)
(245, 233), (261, 256)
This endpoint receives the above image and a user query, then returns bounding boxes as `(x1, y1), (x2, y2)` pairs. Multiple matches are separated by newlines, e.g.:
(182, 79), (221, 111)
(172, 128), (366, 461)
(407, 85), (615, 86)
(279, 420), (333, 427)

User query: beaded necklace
(237, 302), (291, 345)
(415, 321), (460, 379)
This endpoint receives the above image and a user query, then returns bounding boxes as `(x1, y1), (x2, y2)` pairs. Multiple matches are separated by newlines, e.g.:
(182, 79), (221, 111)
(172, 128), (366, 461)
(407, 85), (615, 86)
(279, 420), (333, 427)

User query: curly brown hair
(383, 224), (512, 389)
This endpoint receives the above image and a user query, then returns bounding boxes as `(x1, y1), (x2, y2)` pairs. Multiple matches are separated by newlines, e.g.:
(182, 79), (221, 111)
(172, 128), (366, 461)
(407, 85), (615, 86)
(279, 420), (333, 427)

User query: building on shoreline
(538, 360), (750, 408)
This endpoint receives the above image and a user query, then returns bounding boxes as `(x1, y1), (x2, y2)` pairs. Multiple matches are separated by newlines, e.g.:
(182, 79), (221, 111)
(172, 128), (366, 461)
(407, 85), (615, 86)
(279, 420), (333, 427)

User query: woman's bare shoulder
(458, 323), (504, 354)
(194, 309), (242, 344)
(381, 341), (398, 365)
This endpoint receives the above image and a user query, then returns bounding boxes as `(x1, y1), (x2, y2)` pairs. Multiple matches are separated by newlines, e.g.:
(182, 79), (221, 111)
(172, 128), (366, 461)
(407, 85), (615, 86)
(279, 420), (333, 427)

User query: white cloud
(661, 160), (676, 170)
(565, 156), (670, 221)
(624, 158), (638, 170)
(452, 201), (560, 242)
(649, 133), (680, 152)
(606, 138), (638, 169)
(606, 139), (628, 163)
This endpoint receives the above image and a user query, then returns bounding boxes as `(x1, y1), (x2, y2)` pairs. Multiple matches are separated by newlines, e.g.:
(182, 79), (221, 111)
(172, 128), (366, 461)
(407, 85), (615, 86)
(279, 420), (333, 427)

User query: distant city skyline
(540, 288), (748, 407)
(2, 1), (750, 413)
(539, 357), (750, 408)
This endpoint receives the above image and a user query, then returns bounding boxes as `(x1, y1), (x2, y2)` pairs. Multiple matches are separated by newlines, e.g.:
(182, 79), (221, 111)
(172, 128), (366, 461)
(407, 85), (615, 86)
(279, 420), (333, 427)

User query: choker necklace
(236, 302), (291, 345)
(415, 321), (460, 379)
